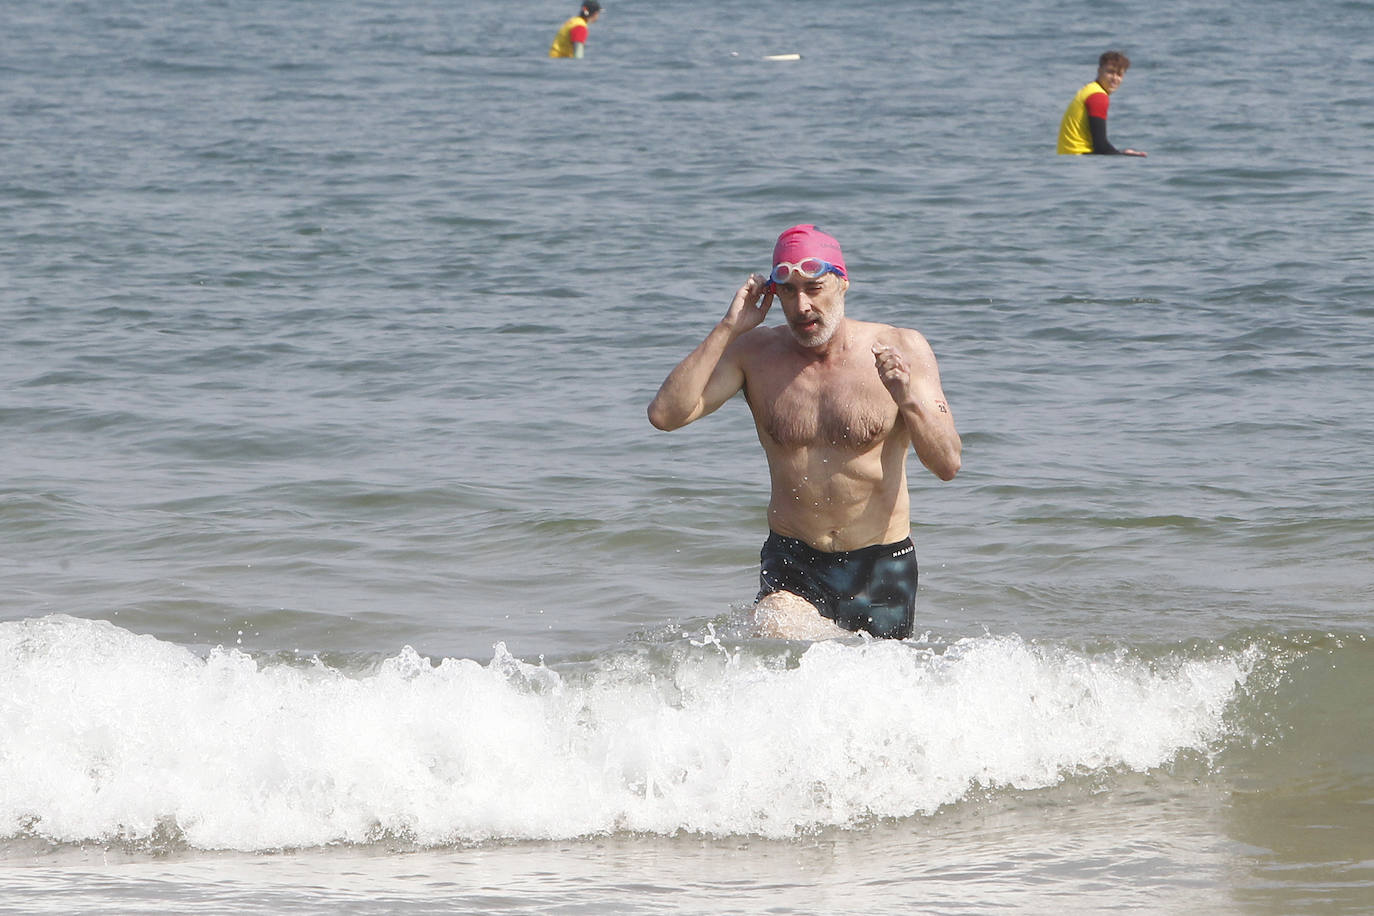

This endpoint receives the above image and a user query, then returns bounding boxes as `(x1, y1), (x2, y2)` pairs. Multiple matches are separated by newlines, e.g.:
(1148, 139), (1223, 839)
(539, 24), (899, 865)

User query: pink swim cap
(772, 224), (846, 278)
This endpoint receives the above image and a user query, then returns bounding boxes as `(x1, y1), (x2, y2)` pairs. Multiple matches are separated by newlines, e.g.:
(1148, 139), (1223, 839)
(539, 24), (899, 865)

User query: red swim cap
(772, 224), (846, 278)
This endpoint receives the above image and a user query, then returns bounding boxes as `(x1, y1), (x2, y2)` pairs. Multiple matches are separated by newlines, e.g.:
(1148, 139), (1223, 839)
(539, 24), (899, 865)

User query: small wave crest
(0, 615), (1257, 852)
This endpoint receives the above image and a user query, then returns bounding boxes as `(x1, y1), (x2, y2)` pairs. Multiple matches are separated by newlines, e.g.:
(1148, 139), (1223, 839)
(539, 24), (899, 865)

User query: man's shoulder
(854, 320), (926, 345)
(732, 324), (791, 354)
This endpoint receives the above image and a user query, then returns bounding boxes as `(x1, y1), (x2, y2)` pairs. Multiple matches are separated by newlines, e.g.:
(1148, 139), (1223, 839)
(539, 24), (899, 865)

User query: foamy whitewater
(2, 615), (1252, 851)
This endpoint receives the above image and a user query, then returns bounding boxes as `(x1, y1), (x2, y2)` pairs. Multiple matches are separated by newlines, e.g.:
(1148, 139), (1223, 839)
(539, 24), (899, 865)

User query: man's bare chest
(747, 371), (896, 449)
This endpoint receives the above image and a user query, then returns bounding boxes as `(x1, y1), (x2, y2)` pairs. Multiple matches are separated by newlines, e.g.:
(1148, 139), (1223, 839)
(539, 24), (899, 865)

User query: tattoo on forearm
(935, 401), (948, 414)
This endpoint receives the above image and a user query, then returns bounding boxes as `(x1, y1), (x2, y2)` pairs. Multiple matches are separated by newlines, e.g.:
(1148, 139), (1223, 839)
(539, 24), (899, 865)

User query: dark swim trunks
(757, 531), (918, 639)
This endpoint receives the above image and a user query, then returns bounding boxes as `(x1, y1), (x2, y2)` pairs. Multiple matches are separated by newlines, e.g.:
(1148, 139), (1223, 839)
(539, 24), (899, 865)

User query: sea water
(1, 0), (1371, 912)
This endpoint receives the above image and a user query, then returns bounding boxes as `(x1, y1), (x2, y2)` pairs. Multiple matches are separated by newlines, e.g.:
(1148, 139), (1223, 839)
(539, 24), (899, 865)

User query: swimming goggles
(769, 258), (845, 285)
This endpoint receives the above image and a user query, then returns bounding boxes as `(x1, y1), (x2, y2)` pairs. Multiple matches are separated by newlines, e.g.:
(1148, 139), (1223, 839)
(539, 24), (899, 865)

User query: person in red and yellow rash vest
(549, 2), (602, 59)
(1057, 51), (1147, 157)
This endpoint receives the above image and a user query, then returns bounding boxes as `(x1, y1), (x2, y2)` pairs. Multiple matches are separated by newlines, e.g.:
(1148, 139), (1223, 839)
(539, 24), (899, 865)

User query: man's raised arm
(647, 274), (772, 431)
(872, 331), (962, 481)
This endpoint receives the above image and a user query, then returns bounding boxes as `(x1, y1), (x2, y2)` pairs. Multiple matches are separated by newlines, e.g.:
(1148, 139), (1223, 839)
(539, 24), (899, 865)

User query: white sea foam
(0, 615), (1253, 851)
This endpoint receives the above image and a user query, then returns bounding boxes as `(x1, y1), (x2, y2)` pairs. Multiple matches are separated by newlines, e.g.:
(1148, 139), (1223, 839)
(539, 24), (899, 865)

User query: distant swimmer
(1057, 50), (1147, 157)
(548, 1), (602, 59)
(648, 225), (962, 641)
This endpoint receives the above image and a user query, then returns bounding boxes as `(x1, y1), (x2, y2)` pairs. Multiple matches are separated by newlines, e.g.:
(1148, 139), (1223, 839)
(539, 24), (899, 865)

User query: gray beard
(792, 320), (837, 348)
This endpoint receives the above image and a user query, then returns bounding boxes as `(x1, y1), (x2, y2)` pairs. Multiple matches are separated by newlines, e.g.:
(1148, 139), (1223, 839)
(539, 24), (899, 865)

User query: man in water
(1057, 50), (1148, 156)
(647, 225), (962, 640)
(548, 1), (601, 59)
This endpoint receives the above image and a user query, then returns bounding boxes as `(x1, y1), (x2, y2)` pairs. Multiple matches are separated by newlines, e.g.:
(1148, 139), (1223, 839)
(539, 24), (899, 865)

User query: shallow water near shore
(2, 0), (1372, 911)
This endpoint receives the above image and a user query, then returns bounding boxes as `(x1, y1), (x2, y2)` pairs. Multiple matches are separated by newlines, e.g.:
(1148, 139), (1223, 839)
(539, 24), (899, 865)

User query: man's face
(773, 272), (847, 348)
(1096, 66), (1126, 94)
